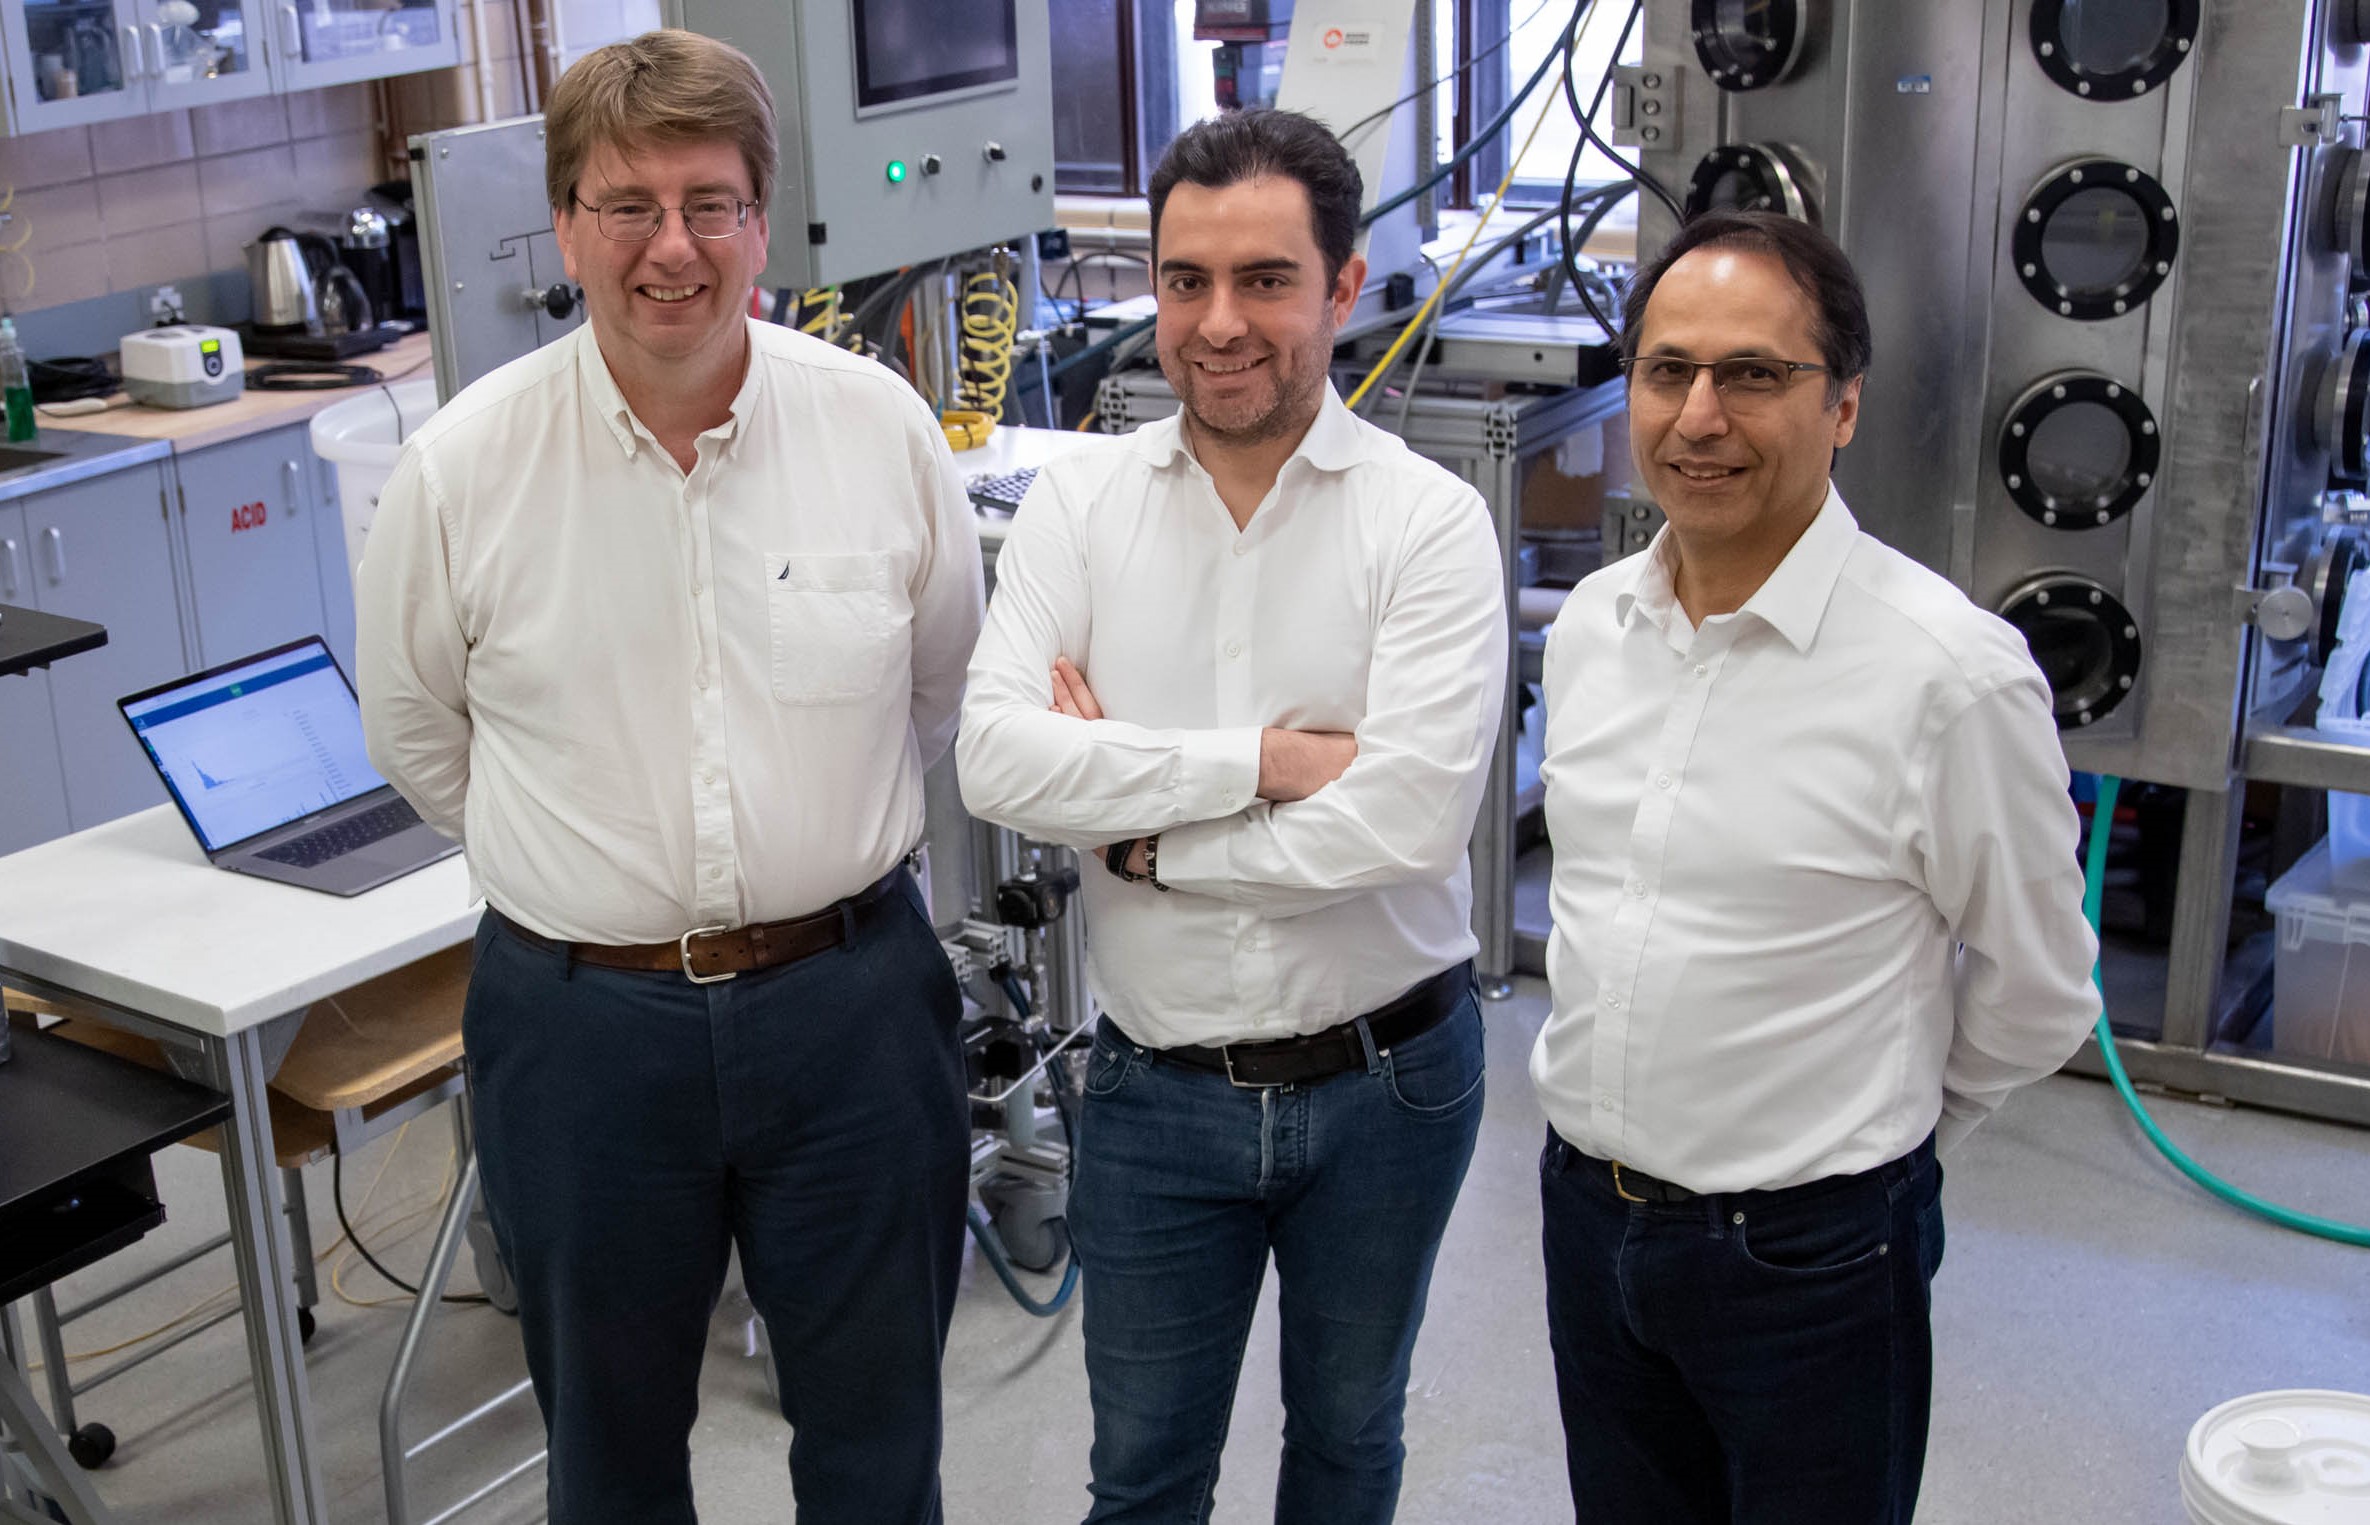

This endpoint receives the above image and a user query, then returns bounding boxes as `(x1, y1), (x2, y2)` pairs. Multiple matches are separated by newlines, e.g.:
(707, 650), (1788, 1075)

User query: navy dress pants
(1540, 1130), (1945, 1525)
(462, 876), (970, 1525)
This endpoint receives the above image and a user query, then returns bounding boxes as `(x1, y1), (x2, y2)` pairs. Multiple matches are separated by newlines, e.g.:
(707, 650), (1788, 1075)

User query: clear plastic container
(308, 379), (438, 579)
(2264, 840), (2370, 1066)
(2316, 716), (2370, 892)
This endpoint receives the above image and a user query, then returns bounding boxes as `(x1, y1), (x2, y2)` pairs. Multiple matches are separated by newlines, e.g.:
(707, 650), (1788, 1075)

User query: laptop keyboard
(966, 466), (1038, 516)
(255, 798), (422, 869)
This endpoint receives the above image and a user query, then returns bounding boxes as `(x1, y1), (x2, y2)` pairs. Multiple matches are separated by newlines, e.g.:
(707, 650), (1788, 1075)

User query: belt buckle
(1611, 1161), (1649, 1204)
(679, 923), (738, 984)
(1220, 1046), (1281, 1090)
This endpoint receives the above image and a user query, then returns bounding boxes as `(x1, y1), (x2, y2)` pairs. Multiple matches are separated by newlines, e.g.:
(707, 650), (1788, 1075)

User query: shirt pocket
(765, 550), (905, 705)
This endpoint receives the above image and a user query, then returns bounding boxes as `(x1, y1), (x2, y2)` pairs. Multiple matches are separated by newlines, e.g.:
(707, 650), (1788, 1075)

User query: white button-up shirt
(356, 320), (983, 943)
(1531, 488), (2099, 1192)
(958, 388), (1507, 1048)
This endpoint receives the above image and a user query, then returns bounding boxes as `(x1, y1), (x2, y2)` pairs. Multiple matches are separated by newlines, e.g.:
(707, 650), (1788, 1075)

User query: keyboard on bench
(966, 466), (1039, 516)
(255, 797), (422, 868)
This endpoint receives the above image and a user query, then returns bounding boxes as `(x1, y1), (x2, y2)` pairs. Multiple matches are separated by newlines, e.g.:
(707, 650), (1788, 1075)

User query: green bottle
(0, 319), (33, 443)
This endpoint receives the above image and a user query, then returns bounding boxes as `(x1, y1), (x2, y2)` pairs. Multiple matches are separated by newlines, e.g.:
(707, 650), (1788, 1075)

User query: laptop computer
(118, 637), (460, 896)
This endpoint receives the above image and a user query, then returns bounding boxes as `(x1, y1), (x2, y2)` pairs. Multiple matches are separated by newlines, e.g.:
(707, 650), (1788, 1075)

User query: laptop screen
(121, 639), (389, 853)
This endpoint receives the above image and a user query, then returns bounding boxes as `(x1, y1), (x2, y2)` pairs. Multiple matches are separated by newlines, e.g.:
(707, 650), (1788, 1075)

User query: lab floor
(16, 978), (2370, 1524)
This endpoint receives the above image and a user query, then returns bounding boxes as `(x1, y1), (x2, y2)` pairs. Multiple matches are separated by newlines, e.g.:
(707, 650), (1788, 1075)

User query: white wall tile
(98, 164), (206, 234)
(91, 112), (195, 175)
(192, 96), (290, 156)
(286, 85), (372, 140)
(291, 131), (377, 205)
(106, 221), (209, 291)
(22, 238), (109, 307)
(12, 182), (105, 252)
(197, 143), (299, 216)
(0, 128), (94, 191)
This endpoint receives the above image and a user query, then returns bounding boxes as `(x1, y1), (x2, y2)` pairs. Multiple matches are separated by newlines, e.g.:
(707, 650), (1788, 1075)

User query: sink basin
(0, 447), (66, 473)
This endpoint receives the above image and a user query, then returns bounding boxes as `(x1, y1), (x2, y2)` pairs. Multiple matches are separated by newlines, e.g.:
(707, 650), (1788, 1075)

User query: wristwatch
(1103, 835), (1170, 891)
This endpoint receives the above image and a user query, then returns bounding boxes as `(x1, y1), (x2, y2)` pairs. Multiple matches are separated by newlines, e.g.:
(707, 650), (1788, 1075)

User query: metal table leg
(0, 1342), (112, 1525)
(202, 1026), (327, 1525)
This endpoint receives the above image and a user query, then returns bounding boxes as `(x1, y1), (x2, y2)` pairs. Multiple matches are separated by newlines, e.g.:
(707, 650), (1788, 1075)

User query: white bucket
(309, 378), (439, 580)
(2182, 1389), (2370, 1524)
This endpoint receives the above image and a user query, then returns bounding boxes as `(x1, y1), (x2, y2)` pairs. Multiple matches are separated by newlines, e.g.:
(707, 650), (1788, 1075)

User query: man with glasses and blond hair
(1529, 209), (2099, 1524)
(356, 28), (982, 1524)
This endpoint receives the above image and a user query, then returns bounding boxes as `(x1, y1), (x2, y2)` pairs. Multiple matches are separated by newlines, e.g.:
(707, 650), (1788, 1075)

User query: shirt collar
(574, 320), (763, 461)
(1125, 382), (1367, 475)
(1613, 485), (1858, 653)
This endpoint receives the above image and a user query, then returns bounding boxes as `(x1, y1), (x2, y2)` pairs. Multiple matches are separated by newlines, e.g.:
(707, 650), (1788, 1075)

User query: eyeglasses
(572, 194), (755, 242)
(1620, 354), (1830, 402)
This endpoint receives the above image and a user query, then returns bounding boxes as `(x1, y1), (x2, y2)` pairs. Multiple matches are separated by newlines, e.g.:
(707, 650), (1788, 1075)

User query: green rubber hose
(2083, 774), (2370, 1247)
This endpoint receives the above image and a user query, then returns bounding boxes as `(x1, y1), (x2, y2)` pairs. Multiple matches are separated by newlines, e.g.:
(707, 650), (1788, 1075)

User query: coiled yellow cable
(953, 269), (1019, 449)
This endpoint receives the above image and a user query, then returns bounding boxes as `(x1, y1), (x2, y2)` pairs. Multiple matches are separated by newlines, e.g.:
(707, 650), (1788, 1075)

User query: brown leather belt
(489, 866), (906, 983)
(1152, 961), (1474, 1088)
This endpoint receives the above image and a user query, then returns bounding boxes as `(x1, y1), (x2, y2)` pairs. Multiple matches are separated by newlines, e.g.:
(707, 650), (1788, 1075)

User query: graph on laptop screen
(122, 642), (388, 852)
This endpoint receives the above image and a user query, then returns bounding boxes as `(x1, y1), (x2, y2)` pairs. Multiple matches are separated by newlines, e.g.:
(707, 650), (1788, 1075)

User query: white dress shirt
(355, 320), (983, 943)
(958, 387), (1507, 1048)
(1530, 488), (2099, 1193)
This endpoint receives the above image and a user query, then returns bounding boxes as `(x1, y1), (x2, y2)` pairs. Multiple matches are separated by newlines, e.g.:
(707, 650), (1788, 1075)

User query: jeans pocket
(1082, 1026), (1137, 1098)
(1380, 998), (1485, 1117)
(1734, 1181), (1892, 1276)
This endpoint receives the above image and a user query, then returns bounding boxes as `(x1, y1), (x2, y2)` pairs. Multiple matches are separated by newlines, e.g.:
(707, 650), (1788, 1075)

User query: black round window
(2317, 329), (2370, 483)
(1691, 0), (1805, 91)
(2013, 160), (2179, 319)
(1684, 144), (1817, 225)
(2030, 0), (2198, 98)
(1998, 373), (2160, 528)
(1999, 577), (2143, 728)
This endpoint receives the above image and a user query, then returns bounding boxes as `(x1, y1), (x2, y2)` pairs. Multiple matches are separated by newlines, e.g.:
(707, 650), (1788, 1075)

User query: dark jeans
(1067, 991), (1487, 1525)
(1539, 1130), (1945, 1525)
(462, 876), (970, 1525)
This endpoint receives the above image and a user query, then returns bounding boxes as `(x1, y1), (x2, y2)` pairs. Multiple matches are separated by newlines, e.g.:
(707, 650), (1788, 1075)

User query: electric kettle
(247, 226), (372, 336)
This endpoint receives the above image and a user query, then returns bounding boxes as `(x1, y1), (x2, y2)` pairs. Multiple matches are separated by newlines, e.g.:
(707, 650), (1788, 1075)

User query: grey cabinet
(0, 504), (73, 855)
(17, 462), (187, 829)
(174, 423), (329, 668)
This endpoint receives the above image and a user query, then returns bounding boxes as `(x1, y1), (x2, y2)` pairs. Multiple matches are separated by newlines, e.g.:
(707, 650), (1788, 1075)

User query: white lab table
(0, 806), (478, 1525)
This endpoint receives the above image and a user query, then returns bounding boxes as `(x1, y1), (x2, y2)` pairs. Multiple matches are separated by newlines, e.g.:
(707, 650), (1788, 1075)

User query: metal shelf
(2244, 725), (2370, 793)
(2063, 1034), (2370, 1128)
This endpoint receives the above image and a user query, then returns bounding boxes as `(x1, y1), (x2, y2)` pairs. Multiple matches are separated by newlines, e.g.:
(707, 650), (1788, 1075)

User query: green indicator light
(886, 159), (907, 184)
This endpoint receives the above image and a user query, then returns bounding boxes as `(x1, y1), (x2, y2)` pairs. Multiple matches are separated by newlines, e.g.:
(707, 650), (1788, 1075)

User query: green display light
(886, 159), (908, 184)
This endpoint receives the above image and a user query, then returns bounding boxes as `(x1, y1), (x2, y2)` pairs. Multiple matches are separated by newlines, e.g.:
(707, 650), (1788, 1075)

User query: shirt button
(1597, 1095), (1614, 1111)
(1604, 993), (1623, 1010)
(1655, 773), (1672, 790)
(701, 771), (716, 786)
(1232, 541), (1249, 557)
(696, 672), (710, 690)
(1225, 640), (1242, 658)
(1628, 880), (1645, 898)
(1693, 664), (1707, 677)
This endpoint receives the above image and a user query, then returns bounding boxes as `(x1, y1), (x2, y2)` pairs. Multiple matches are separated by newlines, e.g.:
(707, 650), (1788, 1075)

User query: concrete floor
(9, 978), (2370, 1524)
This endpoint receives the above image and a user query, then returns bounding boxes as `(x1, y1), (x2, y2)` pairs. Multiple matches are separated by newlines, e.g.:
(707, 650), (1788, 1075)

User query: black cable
(1557, 2), (1648, 333)
(1563, 0), (1681, 220)
(1336, 0), (1565, 151)
(332, 1149), (491, 1305)
(250, 362), (383, 390)
(28, 355), (116, 403)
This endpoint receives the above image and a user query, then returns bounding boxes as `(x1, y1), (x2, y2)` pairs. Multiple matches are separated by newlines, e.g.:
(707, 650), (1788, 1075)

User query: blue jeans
(1067, 988), (1487, 1525)
(1539, 1129), (1945, 1525)
(461, 876), (971, 1525)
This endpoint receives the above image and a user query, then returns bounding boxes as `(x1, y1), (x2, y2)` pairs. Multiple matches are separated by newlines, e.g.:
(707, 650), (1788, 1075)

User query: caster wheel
(994, 1208), (1070, 1274)
(67, 1421), (115, 1469)
(298, 1307), (317, 1345)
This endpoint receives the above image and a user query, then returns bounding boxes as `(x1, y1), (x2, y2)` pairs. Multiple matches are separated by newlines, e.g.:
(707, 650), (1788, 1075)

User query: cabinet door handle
(121, 24), (145, 81)
(280, 3), (302, 55)
(0, 536), (20, 599)
(37, 525), (63, 585)
(283, 459), (301, 512)
(145, 23), (165, 80)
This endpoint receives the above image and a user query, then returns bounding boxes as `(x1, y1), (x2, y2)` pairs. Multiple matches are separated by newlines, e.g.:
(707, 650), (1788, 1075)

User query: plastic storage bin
(308, 378), (439, 579)
(2315, 716), (2370, 890)
(2264, 840), (2370, 1066)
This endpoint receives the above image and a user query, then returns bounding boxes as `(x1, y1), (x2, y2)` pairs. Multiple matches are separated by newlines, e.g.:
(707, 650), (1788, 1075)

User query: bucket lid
(2182, 1390), (2370, 1525)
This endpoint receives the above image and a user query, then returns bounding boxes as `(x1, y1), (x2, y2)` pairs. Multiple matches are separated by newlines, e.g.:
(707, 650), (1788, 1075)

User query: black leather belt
(489, 866), (906, 983)
(1151, 961), (1473, 1088)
